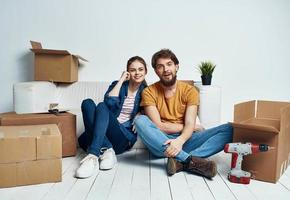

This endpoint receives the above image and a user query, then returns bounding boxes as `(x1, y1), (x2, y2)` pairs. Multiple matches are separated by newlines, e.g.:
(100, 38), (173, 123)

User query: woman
(76, 56), (147, 178)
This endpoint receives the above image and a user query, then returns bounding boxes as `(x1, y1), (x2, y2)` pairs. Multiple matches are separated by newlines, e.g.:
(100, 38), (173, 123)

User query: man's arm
(144, 105), (183, 134)
(164, 105), (197, 157)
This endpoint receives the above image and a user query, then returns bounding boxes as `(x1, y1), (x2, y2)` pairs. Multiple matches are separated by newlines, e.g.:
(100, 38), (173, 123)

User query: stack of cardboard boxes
(0, 41), (86, 188)
(0, 124), (62, 187)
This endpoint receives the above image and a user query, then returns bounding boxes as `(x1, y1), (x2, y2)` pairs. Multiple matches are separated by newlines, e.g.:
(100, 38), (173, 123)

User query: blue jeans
(134, 115), (233, 162)
(78, 99), (130, 156)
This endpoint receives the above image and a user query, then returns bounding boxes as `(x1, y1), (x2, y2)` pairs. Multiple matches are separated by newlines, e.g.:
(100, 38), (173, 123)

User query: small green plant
(197, 61), (216, 76)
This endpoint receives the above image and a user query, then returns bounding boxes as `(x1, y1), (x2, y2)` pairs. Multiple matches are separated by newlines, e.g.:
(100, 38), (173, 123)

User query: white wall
(1, 0), (290, 122)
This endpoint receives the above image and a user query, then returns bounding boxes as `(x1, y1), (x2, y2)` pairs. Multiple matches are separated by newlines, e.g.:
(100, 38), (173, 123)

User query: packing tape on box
(0, 132), (4, 139)
(41, 127), (51, 135)
(18, 130), (30, 137)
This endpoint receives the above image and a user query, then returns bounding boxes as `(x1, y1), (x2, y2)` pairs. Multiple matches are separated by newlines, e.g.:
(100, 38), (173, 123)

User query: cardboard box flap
(30, 41), (42, 49)
(231, 122), (279, 134)
(73, 55), (88, 62)
(257, 100), (290, 119)
(280, 105), (290, 134)
(31, 48), (70, 55)
(234, 100), (256, 123)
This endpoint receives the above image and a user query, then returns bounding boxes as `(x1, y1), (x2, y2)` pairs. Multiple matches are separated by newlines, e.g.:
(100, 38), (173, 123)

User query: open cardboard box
(30, 41), (87, 83)
(232, 100), (290, 183)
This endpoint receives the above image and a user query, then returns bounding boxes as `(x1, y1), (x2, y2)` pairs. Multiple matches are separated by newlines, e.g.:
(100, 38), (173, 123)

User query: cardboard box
(0, 159), (61, 188)
(0, 124), (62, 188)
(30, 41), (87, 83)
(0, 112), (77, 157)
(232, 100), (290, 183)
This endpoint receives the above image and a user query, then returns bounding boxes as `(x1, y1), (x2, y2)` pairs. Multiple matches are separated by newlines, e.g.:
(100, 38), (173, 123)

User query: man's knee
(134, 115), (151, 131)
(221, 123), (233, 142)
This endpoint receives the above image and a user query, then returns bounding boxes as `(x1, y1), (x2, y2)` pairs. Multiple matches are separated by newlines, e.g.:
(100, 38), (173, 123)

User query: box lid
(257, 100), (290, 119)
(231, 122), (279, 134)
(30, 41), (88, 61)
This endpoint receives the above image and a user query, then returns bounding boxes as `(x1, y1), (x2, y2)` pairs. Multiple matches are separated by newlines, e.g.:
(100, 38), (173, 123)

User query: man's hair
(151, 49), (179, 69)
(127, 56), (147, 73)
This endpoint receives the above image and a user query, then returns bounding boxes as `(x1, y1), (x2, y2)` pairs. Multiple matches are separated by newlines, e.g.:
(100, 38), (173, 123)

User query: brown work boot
(186, 156), (217, 179)
(166, 156), (217, 179)
(167, 157), (184, 176)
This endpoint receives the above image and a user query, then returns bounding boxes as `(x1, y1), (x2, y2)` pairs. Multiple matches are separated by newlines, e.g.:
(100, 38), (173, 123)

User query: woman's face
(127, 60), (147, 84)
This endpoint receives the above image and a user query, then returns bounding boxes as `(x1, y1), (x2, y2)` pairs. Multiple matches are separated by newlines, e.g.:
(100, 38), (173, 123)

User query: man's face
(155, 57), (178, 87)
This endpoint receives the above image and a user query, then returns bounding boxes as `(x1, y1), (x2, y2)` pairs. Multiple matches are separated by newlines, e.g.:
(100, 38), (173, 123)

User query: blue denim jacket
(103, 80), (147, 145)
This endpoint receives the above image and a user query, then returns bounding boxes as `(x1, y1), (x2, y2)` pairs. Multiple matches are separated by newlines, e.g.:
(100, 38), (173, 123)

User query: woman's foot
(99, 148), (117, 170)
(75, 154), (99, 178)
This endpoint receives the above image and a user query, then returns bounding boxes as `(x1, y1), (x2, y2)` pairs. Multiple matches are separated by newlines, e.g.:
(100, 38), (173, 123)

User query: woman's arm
(108, 71), (130, 97)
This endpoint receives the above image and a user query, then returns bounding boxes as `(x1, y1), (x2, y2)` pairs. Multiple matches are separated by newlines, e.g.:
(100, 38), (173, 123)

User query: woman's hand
(120, 71), (130, 82)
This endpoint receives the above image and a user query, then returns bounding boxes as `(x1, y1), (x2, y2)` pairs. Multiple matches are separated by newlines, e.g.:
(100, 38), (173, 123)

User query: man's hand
(163, 138), (185, 157)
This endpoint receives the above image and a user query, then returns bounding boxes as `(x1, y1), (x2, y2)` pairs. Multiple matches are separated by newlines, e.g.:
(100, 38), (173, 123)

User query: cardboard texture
(30, 41), (87, 83)
(0, 159), (61, 188)
(0, 124), (62, 188)
(232, 100), (290, 183)
(0, 112), (77, 157)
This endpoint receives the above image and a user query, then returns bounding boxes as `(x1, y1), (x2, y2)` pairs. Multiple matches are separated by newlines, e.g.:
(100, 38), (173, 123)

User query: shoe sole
(167, 158), (176, 176)
(99, 157), (117, 170)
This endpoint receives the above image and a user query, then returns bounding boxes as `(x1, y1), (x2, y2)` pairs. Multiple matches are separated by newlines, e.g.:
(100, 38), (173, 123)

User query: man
(134, 49), (233, 179)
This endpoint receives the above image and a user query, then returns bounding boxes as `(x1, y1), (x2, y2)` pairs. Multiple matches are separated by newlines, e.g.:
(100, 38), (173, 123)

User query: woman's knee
(81, 98), (95, 111)
(95, 102), (108, 112)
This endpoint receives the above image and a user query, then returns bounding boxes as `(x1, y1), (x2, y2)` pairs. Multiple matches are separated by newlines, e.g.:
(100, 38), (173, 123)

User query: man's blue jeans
(134, 115), (233, 161)
(78, 99), (130, 156)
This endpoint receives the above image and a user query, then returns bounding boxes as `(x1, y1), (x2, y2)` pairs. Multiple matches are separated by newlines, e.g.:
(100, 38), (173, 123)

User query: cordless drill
(224, 142), (274, 184)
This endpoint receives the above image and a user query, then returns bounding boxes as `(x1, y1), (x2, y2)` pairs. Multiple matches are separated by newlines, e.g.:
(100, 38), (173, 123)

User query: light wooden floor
(1, 149), (290, 200)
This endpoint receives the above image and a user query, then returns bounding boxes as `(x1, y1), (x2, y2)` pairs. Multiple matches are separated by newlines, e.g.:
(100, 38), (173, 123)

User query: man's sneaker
(75, 154), (99, 178)
(167, 156), (217, 179)
(99, 148), (117, 170)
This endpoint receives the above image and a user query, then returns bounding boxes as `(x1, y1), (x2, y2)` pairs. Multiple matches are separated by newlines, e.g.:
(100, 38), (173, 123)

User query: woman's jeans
(134, 115), (233, 162)
(78, 99), (130, 156)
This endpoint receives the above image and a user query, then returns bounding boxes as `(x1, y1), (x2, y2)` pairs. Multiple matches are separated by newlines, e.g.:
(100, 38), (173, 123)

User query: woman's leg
(78, 99), (96, 151)
(87, 102), (114, 156)
(104, 111), (131, 155)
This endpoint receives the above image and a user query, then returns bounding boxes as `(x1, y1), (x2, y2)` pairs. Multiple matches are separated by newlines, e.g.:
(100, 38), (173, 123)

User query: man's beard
(160, 75), (177, 87)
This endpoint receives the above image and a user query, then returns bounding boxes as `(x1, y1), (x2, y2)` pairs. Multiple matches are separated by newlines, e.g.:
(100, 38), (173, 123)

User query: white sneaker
(75, 154), (99, 178)
(99, 148), (117, 170)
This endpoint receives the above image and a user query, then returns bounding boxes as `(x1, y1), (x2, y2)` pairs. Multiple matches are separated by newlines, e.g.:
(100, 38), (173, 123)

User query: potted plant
(197, 61), (216, 85)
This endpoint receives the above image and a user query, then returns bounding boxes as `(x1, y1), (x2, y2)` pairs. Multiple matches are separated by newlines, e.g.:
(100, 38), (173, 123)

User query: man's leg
(134, 115), (189, 161)
(134, 115), (217, 179)
(183, 123), (233, 158)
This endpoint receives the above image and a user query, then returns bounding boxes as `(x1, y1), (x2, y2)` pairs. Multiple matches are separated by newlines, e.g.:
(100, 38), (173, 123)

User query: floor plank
(185, 173), (215, 200)
(41, 151), (84, 200)
(1, 149), (290, 200)
(130, 149), (150, 200)
(150, 155), (172, 200)
(106, 149), (137, 200)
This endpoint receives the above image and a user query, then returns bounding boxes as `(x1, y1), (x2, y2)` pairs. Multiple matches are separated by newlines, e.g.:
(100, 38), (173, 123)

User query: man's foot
(99, 148), (117, 170)
(75, 154), (99, 178)
(166, 156), (217, 179)
(167, 157), (184, 176)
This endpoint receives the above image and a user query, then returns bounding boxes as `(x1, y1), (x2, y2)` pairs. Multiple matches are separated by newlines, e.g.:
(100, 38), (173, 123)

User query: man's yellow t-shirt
(141, 81), (199, 124)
